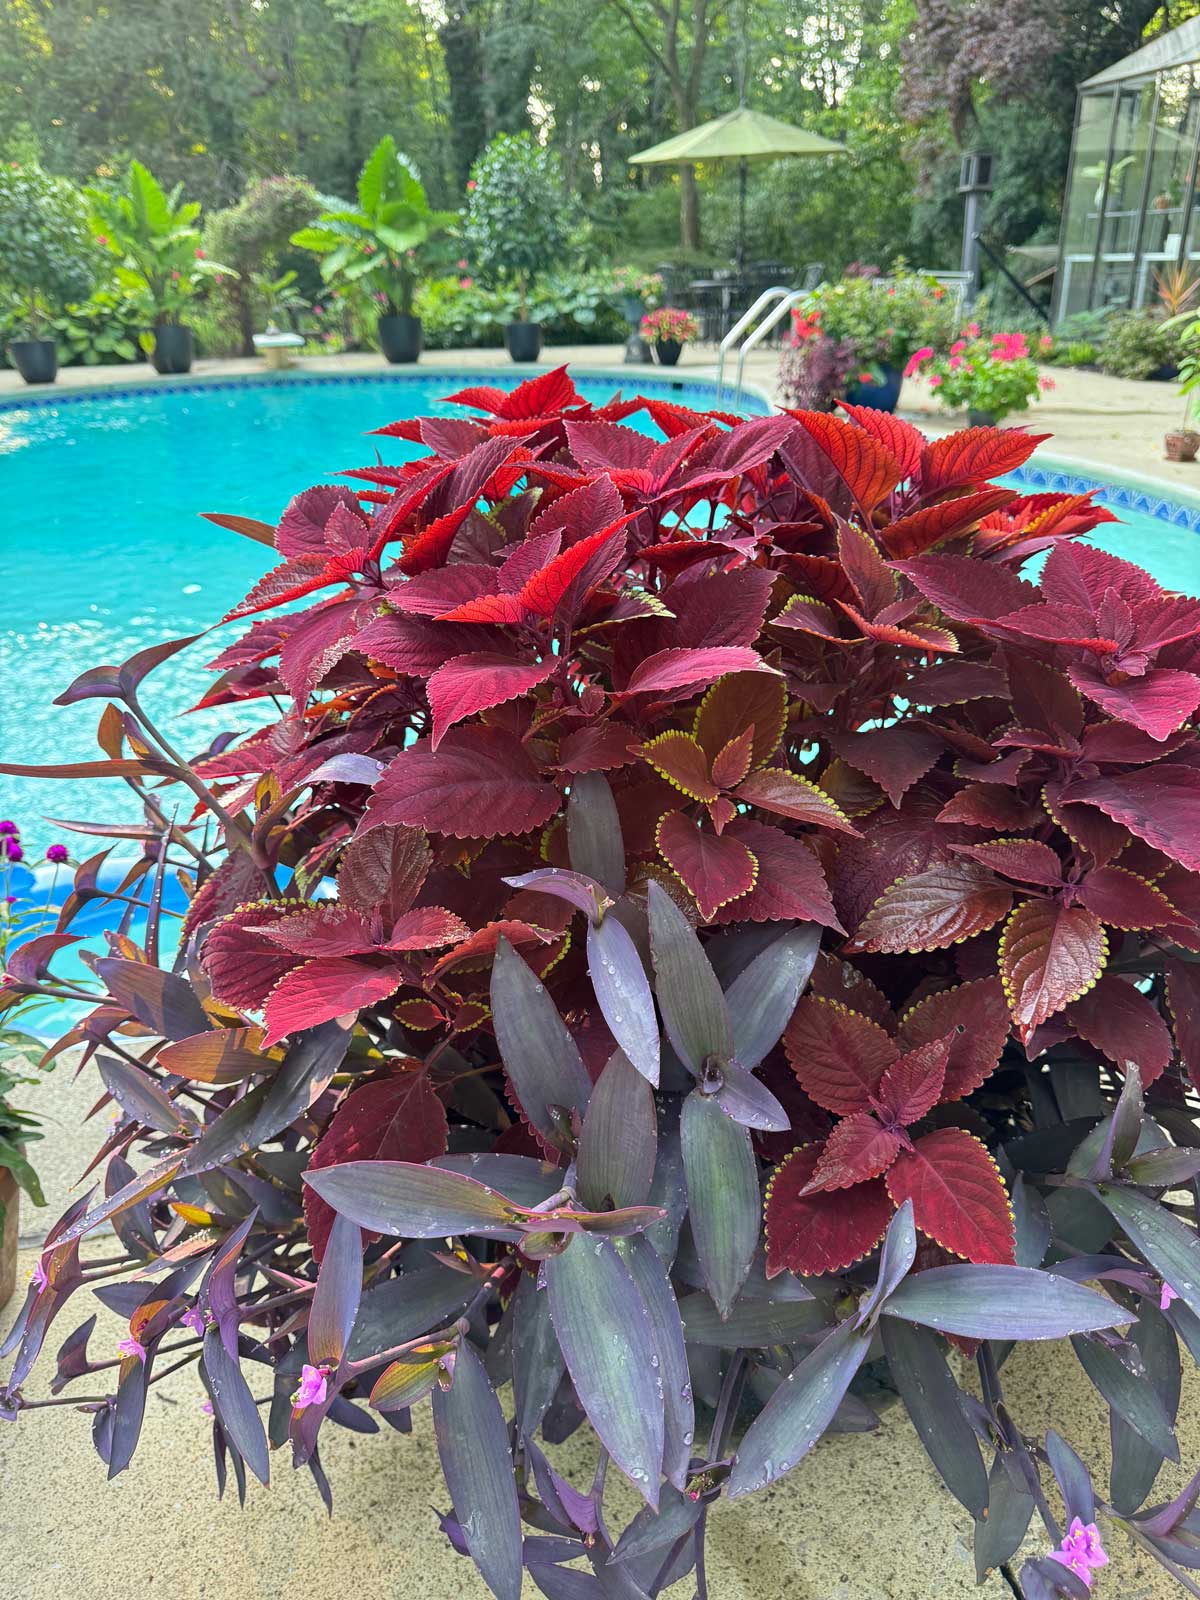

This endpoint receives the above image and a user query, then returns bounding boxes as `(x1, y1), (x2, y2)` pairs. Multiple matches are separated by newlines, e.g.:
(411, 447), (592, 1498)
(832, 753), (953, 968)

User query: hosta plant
(6, 371), (1200, 1599)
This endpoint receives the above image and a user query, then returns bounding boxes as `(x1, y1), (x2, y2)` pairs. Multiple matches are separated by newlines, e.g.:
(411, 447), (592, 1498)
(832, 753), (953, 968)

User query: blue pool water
(1, 371), (1198, 857)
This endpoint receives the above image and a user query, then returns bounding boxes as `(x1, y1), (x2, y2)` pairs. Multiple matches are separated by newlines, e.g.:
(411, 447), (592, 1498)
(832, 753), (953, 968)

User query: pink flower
(928, 374), (943, 388)
(1039, 375), (1056, 391)
(171, 270), (181, 282)
(950, 339), (967, 356)
(1161, 1281), (1179, 1310)
(96, 233), (109, 247)
(0, 821), (17, 834)
(46, 843), (68, 864)
(949, 355), (962, 371)
(313, 304), (324, 315)
(459, 277), (474, 289)
(964, 321), (980, 337)
(903, 346), (933, 379)
(201, 1399), (214, 1416)
(857, 372), (875, 384)
(1048, 1548), (1093, 1587)
(180, 1306), (206, 1336)
(31, 1258), (48, 1292)
(457, 258), (468, 270)
(1064, 1518), (1108, 1571)
(1040, 334), (1053, 351)
(467, 180), (477, 191)
(293, 1363), (330, 1410)
(118, 1336), (147, 1365)
(195, 247), (205, 259)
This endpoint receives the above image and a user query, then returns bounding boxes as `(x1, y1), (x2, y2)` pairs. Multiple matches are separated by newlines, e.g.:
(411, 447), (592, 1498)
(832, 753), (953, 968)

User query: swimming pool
(2, 369), (1198, 853)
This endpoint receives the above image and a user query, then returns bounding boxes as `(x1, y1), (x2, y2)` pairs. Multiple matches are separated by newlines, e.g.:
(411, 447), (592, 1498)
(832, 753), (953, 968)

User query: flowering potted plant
(465, 133), (571, 362)
(87, 161), (234, 374)
(0, 164), (96, 385)
(5, 370), (1200, 1598)
(611, 266), (664, 326)
(805, 268), (958, 412)
(641, 306), (697, 365)
(291, 138), (456, 365)
(906, 326), (1054, 423)
(778, 306), (860, 410)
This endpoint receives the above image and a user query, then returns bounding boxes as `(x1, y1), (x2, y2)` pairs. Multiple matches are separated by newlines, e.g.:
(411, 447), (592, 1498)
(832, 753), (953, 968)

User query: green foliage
(0, 163), (97, 336)
(0, 1043), (44, 1213)
(416, 269), (626, 348)
(291, 137), (456, 317)
(1096, 310), (1183, 382)
(204, 175), (320, 274)
(1047, 340), (1098, 369)
(807, 266), (958, 367)
(913, 330), (1047, 420)
(464, 133), (573, 314)
(87, 160), (233, 326)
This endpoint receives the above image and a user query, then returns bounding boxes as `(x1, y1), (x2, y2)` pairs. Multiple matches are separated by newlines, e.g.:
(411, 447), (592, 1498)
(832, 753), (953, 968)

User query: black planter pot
(505, 321), (543, 363)
(152, 324), (194, 375)
(8, 339), (58, 385)
(967, 407), (999, 427)
(655, 338), (683, 367)
(378, 313), (423, 365)
(843, 360), (903, 413)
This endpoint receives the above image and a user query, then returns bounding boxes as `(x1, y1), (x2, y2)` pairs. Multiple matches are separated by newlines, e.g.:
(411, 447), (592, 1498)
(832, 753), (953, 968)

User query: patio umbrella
(630, 106), (848, 269)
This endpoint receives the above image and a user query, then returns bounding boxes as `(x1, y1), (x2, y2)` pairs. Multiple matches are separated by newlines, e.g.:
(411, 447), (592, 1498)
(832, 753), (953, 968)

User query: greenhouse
(1055, 15), (1200, 321)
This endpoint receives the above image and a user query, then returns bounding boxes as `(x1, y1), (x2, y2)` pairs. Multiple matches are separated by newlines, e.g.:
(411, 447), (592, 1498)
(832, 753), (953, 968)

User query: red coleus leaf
(765, 1144), (893, 1276)
(1076, 865), (1194, 932)
(1167, 960), (1200, 1085)
(260, 957), (404, 1048)
(714, 820), (844, 931)
(919, 426), (1048, 496)
(516, 518), (632, 621)
(429, 918), (554, 977)
(445, 365), (581, 420)
(937, 784), (1045, 832)
(202, 902), (297, 1011)
(808, 952), (895, 1030)
(896, 978), (1010, 1102)
(710, 726), (756, 790)
(836, 401), (925, 480)
(304, 1069), (448, 1259)
(801, 1113), (902, 1192)
(999, 899), (1107, 1034)
(895, 552), (1038, 622)
(783, 409), (904, 512)
(878, 488), (1018, 560)
(873, 1036), (951, 1127)
(1068, 662), (1200, 742)
(557, 722), (638, 773)
(837, 601), (957, 653)
(427, 652), (556, 749)
(528, 475), (625, 543)
(850, 861), (1013, 953)
(276, 484), (365, 559)
(693, 672), (787, 768)
(620, 646), (775, 698)
(383, 907), (471, 950)
(364, 727), (559, 840)
(785, 997), (896, 1114)
(656, 810), (757, 920)
(641, 731), (719, 802)
(1064, 765), (1200, 875)
(338, 824), (431, 925)
(1064, 974), (1173, 1086)
(258, 902), (375, 958)
(828, 725), (942, 807)
(731, 767), (858, 834)
(885, 1127), (1014, 1265)
(950, 838), (1064, 886)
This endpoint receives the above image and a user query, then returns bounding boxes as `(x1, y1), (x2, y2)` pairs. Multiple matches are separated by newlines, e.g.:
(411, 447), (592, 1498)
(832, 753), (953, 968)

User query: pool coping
(3, 363), (1198, 531)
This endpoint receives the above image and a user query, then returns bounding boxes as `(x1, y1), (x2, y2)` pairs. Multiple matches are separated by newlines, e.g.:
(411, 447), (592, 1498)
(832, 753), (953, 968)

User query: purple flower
(118, 1336), (147, 1365)
(1063, 1518), (1108, 1571)
(180, 1306), (206, 1336)
(293, 1363), (329, 1409)
(31, 1258), (49, 1292)
(201, 1399), (214, 1416)
(1160, 1281), (1179, 1311)
(0, 820), (17, 835)
(45, 843), (69, 864)
(0, 838), (23, 862)
(1048, 1548), (1093, 1587)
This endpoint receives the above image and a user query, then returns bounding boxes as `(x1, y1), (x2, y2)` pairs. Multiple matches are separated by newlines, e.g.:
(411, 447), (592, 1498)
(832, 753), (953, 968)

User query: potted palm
(0, 164), (96, 385)
(1162, 305), (1200, 460)
(87, 161), (234, 375)
(465, 132), (571, 362)
(291, 138), (456, 365)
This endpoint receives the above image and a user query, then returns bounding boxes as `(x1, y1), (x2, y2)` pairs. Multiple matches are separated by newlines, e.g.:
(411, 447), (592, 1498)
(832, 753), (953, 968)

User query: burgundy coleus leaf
(202, 901), (297, 1011)
(895, 552), (1039, 623)
(713, 820), (844, 931)
(950, 838), (1065, 887)
(850, 861), (1014, 954)
(364, 727), (559, 841)
(873, 1036), (951, 1127)
(917, 425), (1048, 496)
(641, 731), (719, 803)
(443, 364), (583, 422)
(516, 518), (632, 622)
(885, 1127), (1015, 1265)
(256, 902), (376, 958)
(1062, 765), (1200, 874)
(620, 646), (777, 699)
(1068, 662), (1200, 741)
(781, 409), (904, 513)
(836, 401), (926, 480)
(304, 1069), (448, 1259)
(1076, 865), (1195, 933)
(260, 958), (405, 1048)
(528, 474), (625, 543)
(785, 997), (897, 1114)
(655, 810), (757, 921)
(731, 767), (858, 834)
(896, 978), (1010, 1102)
(765, 1144), (893, 1277)
(693, 671), (787, 769)
(999, 899), (1108, 1035)
(828, 725), (943, 807)
(800, 1113), (903, 1193)
(337, 824), (431, 927)
(427, 652), (556, 750)
(276, 485), (365, 559)
(1063, 974), (1173, 1086)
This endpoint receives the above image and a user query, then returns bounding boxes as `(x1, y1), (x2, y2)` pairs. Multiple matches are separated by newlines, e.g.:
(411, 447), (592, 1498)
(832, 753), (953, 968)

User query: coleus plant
(4, 366), (1200, 1599)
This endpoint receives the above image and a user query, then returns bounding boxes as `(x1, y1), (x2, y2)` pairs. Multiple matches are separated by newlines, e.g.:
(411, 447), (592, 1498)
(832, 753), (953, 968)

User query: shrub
(205, 175), (320, 355)
(0, 286), (143, 369)
(464, 133), (573, 318)
(1097, 309), (1183, 381)
(416, 269), (626, 348)
(806, 265), (959, 370)
(5, 375), (1200, 1599)
(0, 163), (97, 338)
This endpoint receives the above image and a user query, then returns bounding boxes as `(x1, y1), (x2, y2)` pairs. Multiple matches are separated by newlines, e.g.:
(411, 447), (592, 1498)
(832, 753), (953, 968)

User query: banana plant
(290, 136), (457, 317)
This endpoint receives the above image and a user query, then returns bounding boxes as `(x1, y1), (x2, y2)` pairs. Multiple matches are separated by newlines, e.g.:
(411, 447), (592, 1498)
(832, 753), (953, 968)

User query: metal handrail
(730, 289), (808, 408)
(715, 285), (793, 401)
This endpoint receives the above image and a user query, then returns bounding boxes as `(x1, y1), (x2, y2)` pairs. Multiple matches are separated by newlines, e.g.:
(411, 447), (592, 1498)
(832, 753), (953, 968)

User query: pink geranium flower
(903, 346), (934, 379)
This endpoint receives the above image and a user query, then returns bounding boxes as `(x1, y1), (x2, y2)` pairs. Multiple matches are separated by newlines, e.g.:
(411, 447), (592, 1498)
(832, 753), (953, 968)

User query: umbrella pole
(737, 158), (747, 272)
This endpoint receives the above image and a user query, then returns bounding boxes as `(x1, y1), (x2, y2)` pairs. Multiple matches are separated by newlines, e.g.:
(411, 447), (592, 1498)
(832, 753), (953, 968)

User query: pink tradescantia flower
(1048, 1548), (1093, 1587)
(293, 1363), (330, 1409)
(46, 843), (69, 864)
(118, 1336), (147, 1364)
(181, 1306), (206, 1335)
(1063, 1518), (1108, 1571)
(201, 1399), (214, 1416)
(31, 1258), (49, 1292)
(1161, 1281), (1179, 1310)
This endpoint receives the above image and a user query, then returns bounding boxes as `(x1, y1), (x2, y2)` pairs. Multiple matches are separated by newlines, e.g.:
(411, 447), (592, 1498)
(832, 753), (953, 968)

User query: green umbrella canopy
(629, 106), (848, 166)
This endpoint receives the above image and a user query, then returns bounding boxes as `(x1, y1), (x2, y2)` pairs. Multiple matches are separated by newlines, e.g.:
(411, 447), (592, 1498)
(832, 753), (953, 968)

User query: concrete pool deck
(3, 345), (1200, 499)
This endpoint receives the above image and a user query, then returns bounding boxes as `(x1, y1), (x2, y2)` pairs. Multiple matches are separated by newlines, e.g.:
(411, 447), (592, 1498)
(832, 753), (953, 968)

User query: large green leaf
(357, 135), (395, 216)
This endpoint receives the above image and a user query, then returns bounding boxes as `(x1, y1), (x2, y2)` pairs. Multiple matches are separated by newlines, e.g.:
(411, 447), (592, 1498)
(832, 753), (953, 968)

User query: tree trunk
(680, 163), (701, 252)
(440, 3), (489, 189)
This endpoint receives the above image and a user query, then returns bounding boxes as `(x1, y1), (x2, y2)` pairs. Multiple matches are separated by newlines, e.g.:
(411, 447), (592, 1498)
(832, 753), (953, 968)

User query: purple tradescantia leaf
(202, 1326), (270, 1485)
(1125, 1146), (1200, 1186)
(302, 1159), (521, 1237)
(546, 1236), (665, 1507)
(710, 1061), (790, 1132)
(1018, 1555), (1092, 1600)
(108, 1337), (153, 1478)
(609, 1482), (704, 1566)
(618, 1234), (695, 1492)
(567, 771), (626, 897)
(431, 1340), (524, 1600)
(677, 1293), (825, 1347)
(97, 1052), (198, 1137)
(1071, 1329), (1178, 1459)
(577, 1050), (656, 1211)
(882, 1265), (1128, 1340)
(1097, 1183), (1200, 1324)
(728, 1319), (872, 1497)
(491, 934), (593, 1148)
(724, 923), (820, 1071)
(1109, 1303), (1181, 1515)
(307, 1210), (363, 1368)
(1045, 1430), (1095, 1526)
(586, 913), (661, 1087)
(432, 1152), (562, 1210)
(504, 867), (610, 923)
(511, 1276), (565, 1442)
(879, 1317), (988, 1517)
(679, 1090), (758, 1318)
(527, 1439), (599, 1536)
(307, 752), (385, 786)
(54, 632), (203, 705)
(975, 1452), (1036, 1583)
(647, 882), (731, 1074)
(856, 1200), (917, 1329)
(95, 957), (211, 1041)
(202, 1211), (259, 1360)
